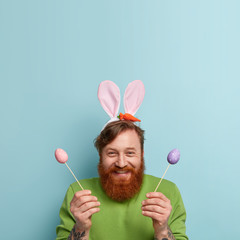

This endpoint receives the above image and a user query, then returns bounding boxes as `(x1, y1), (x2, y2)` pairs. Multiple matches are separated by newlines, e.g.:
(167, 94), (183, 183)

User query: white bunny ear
(98, 80), (120, 118)
(124, 80), (145, 115)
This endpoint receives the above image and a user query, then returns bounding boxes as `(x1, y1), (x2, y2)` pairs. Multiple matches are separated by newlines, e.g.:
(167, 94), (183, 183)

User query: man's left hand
(141, 192), (172, 236)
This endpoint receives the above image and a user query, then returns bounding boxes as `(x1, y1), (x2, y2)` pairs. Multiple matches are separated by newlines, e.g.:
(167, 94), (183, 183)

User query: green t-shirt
(56, 174), (188, 240)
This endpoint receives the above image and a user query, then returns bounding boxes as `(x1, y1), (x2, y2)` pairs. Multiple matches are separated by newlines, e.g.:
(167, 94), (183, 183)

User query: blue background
(1, 0), (239, 239)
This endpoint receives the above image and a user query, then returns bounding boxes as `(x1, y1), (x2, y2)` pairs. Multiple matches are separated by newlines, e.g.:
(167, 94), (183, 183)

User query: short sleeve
(168, 184), (188, 240)
(56, 185), (76, 240)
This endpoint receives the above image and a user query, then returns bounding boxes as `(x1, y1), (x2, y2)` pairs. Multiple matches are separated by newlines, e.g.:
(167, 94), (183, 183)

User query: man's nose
(115, 154), (127, 168)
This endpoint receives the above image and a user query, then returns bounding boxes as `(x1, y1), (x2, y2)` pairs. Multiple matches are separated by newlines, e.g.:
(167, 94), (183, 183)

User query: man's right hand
(70, 190), (100, 232)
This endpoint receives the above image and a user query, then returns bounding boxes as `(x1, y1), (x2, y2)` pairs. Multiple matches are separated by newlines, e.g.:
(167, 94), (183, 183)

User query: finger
(80, 201), (101, 213)
(142, 198), (168, 208)
(73, 207), (100, 224)
(82, 207), (100, 219)
(71, 190), (92, 203)
(73, 195), (98, 208)
(72, 201), (100, 216)
(141, 204), (166, 214)
(146, 192), (169, 202)
(142, 210), (163, 222)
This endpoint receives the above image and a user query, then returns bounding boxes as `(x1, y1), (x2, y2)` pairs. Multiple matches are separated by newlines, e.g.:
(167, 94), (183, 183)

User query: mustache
(105, 166), (135, 174)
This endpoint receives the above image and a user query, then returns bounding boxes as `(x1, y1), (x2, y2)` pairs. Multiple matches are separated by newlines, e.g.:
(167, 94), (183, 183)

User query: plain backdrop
(1, 1), (240, 239)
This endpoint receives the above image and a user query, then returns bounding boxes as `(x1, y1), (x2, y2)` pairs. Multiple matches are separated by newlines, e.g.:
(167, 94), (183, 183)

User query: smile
(112, 171), (131, 179)
(115, 170), (129, 174)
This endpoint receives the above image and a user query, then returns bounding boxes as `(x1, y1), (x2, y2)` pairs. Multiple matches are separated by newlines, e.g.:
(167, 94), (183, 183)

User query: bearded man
(56, 121), (188, 240)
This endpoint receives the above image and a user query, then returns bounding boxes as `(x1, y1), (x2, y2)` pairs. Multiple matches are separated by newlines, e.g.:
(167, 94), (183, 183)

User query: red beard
(98, 159), (145, 202)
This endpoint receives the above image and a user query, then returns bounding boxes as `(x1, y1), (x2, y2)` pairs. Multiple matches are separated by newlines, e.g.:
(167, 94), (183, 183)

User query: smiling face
(98, 129), (145, 201)
(101, 129), (143, 179)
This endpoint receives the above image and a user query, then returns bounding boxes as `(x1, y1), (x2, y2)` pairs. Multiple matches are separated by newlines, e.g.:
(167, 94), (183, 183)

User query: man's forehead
(98, 130), (142, 155)
(105, 146), (137, 151)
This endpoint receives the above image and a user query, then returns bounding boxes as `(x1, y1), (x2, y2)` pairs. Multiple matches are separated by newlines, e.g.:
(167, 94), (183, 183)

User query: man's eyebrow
(126, 147), (136, 150)
(105, 147), (117, 151)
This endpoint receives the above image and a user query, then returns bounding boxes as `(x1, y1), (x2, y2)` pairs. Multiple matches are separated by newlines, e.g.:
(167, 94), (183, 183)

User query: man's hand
(70, 190), (100, 233)
(142, 192), (175, 239)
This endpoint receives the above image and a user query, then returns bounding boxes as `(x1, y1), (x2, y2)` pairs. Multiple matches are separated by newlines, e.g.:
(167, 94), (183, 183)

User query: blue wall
(1, 1), (239, 239)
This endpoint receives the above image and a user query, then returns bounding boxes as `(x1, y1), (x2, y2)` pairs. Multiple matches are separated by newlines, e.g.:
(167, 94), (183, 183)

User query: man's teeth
(116, 171), (128, 174)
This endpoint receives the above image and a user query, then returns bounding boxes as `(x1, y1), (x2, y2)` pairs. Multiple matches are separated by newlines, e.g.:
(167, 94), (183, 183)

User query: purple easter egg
(167, 149), (180, 165)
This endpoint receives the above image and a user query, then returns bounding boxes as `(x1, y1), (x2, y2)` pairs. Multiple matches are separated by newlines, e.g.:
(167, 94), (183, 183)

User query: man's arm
(67, 225), (88, 240)
(142, 183), (188, 240)
(67, 190), (100, 240)
(142, 192), (176, 240)
(153, 226), (176, 240)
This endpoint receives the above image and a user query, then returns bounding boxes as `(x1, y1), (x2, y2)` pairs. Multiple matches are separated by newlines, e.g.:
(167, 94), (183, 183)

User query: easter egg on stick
(55, 148), (84, 190)
(154, 149), (180, 192)
(55, 148), (68, 163)
(167, 148), (180, 165)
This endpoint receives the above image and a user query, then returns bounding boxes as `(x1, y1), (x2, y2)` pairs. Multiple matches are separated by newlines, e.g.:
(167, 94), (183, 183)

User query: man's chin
(98, 161), (145, 202)
(104, 180), (140, 202)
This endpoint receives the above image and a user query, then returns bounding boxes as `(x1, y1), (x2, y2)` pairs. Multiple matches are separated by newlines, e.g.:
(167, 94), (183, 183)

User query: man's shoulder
(70, 177), (100, 193)
(144, 174), (176, 188)
(143, 174), (179, 197)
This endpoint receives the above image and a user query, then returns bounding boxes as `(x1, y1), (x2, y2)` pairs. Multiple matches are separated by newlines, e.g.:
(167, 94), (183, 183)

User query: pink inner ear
(98, 80), (120, 118)
(124, 80), (145, 115)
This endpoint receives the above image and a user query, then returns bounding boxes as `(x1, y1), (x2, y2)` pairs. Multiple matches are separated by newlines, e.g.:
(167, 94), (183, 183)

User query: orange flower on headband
(118, 113), (141, 122)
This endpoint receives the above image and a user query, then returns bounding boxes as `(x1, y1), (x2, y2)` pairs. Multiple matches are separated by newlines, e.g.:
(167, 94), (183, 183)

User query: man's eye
(108, 152), (116, 156)
(127, 152), (135, 156)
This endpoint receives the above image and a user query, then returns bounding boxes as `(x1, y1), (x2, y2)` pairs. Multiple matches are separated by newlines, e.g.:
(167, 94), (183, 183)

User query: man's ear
(98, 152), (102, 162)
(142, 150), (144, 157)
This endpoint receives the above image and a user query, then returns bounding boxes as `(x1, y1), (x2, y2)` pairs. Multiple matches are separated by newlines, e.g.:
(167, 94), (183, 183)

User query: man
(56, 121), (188, 240)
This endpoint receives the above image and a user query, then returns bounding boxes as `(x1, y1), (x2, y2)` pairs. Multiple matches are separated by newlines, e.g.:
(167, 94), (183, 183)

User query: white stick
(65, 162), (84, 190)
(154, 164), (170, 192)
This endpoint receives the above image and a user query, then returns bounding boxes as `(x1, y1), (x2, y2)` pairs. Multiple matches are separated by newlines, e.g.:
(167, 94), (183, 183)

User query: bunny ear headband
(98, 80), (145, 130)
